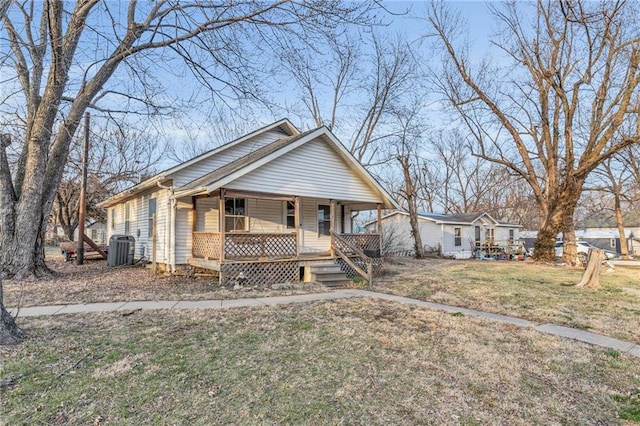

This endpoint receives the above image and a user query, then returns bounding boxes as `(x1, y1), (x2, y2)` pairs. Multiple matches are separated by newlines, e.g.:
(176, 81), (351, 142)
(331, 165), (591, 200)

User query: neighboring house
(522, 228), (639, 257)
(365, 211), (522, 258)
(582, 212), (640, 256)
(97, 119), (398, 285)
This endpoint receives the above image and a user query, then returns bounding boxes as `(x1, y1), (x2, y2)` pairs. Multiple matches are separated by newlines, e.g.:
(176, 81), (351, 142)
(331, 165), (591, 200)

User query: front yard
(374, 258), (640, 343)
(2, 255), (639, 424)
(2, 299), (640, 424)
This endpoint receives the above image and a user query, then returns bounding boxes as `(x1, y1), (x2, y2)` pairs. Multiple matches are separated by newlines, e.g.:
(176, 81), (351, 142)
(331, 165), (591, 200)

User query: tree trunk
(533, 201), (562, 262)
(576, 249), (604, 288)
(399, 156), (424, 259)
(0, 278), (25, 345)
(614, 192), (629, 259)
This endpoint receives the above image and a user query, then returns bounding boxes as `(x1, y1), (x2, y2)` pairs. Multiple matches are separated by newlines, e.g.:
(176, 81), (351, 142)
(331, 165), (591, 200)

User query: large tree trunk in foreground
(0, 279), (25, 345)
(577, 249), (604, 288)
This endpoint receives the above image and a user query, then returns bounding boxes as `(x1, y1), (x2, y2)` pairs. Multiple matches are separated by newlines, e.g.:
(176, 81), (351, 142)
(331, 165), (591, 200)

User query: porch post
(376, 203), (382, 252)
(330, 199), (336, 258)
(191, 196), (197, 258)
(294, 196), (300, 258)
(219, 189), (225, 262)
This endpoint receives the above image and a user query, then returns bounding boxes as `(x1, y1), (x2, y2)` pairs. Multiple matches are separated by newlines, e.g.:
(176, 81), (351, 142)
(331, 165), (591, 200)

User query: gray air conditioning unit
(107, 235), (135, 266)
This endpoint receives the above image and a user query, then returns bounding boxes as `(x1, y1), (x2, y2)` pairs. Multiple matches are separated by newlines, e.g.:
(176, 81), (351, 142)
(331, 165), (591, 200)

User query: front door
(474, 226), (481, 248)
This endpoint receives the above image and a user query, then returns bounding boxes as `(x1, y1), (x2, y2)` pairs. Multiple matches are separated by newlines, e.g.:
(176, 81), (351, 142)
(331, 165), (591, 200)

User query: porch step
(309, 262), (350, 288)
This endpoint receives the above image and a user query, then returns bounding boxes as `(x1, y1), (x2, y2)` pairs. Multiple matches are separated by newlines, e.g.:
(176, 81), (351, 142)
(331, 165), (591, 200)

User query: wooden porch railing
(338, 233), (381, 254)
(192, 232), (222, 259)
(192, 232), (297, 261)
(225, 233), (297, 260)
(332, 232), (379, 286)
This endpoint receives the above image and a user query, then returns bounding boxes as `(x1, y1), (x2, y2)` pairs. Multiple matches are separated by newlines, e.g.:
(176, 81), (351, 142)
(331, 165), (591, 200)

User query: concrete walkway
(9, 289), (640, 359)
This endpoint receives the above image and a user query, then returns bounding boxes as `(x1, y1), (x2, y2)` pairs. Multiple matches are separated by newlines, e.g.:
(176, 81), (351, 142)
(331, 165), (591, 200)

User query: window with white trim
(124, 203), (131, 235)
(286, 201), (295, 230)
(148, 198), (156, 238)
(317, 205), (331, 236)
(485, 228), (494, 244)
(110, 208), (115, 229)
(225, 198), (247, 232)
(454, 227), (462, 246)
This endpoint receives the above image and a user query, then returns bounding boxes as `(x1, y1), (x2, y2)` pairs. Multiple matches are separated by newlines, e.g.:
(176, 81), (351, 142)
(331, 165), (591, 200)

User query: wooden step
(309, 262), (349, 288)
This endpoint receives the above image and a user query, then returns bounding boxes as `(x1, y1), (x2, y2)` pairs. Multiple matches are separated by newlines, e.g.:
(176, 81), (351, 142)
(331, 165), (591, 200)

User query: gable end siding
(225, 138), (381, 203)
(171, 130), (290, 187)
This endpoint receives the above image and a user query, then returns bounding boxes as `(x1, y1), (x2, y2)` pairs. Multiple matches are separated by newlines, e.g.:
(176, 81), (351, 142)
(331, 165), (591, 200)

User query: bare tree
(584, 144), (640, 258)
(428, 0), (640, 262)
(52, 125), (164, 241)
(0, 0), (379, 343)
(388, 101), (428, 259)
(279, 31), (419, 165)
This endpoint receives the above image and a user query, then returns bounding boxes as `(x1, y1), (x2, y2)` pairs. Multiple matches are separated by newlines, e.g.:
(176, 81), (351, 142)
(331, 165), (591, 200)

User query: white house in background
(365, 211), (522, 258)
(97, 119), (398, 285)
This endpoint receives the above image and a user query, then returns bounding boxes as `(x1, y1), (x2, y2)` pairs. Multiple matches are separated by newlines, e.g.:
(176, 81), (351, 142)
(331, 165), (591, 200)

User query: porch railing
(225, 233), (297, 260)
(332, 232), (381, 286)
(337, 233), (381, 254)
(193, 232), (222, 259)
(192, 232), (297, 261)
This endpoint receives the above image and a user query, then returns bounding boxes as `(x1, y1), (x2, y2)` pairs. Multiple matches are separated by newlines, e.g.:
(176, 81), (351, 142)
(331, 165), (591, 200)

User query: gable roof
(172, 126), (399, 209)
(176, 129), (315, 193)
(99, 120), (399, 209)
(98, 119), (300, 208)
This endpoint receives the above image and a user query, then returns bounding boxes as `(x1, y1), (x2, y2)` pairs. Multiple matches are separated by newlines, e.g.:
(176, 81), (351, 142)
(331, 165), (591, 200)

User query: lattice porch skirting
(336, 257), (384, 279)
(220, 261), (300, 287)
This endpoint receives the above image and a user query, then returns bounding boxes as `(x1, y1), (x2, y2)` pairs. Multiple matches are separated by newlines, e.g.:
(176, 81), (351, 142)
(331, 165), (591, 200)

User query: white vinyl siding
(249, 198), (283, 233)
(171, 130), (289, 187)
(226, 138), (380, 203)
(174, 198), (193, 265)
(195, 197), (219, 232)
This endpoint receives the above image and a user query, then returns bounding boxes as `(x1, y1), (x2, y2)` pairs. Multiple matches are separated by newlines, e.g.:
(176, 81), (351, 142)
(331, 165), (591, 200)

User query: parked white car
(554, 241), (616, 261)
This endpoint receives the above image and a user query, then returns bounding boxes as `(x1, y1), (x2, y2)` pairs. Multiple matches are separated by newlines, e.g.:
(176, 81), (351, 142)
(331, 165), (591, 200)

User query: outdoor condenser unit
(107, 235), (135, 266)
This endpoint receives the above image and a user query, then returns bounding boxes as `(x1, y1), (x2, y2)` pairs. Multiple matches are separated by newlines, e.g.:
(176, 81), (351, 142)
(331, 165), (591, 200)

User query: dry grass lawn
(3, 255), (326, 308)
(375, 258), (640, 344)
(2, 299), (640, 425)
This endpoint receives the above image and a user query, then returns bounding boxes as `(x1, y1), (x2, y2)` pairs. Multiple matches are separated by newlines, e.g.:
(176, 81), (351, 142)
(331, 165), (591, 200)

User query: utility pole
(76, 112), (90, 265)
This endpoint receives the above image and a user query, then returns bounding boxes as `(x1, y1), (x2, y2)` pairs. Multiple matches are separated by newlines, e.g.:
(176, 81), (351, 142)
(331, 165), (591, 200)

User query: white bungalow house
(97, 119), (398, 285)
(365, 211), (522, 258)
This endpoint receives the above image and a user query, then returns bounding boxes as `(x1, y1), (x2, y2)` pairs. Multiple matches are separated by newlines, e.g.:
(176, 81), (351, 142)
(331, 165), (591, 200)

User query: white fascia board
(162, 118), (300, 179)
(320, 130), (400, 209)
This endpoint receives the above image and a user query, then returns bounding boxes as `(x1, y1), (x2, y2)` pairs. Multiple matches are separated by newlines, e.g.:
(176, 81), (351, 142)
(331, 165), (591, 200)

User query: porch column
(219, 189), (225, 262)
(191, 196), (197, 259)
(294, 196), (300, 258)
(376, 203), (382, 251)
(330, 199), (336, 257)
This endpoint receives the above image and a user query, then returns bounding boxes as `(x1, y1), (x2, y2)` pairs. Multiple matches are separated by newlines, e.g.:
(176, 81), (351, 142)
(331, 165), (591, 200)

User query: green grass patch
(3, 299), (640, 425)
(613, 391), (640, 422)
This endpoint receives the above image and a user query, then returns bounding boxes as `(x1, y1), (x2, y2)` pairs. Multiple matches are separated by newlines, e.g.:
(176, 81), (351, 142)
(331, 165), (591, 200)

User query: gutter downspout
(157, 181), (176, 273)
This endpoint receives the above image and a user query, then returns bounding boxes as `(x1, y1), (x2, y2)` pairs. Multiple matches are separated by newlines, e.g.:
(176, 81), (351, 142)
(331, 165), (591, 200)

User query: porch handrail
(332, 232), (373, 285)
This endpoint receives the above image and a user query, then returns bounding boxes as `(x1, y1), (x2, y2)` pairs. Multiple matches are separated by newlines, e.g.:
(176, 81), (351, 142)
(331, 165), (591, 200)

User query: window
(225, 198), (247, 232)
(317, 205), (331, 236)
(454, 227), (462, 247)
(148, 198), (156, 238)
(124, 203), (131, 235)
(110, 208), (115, 229)
(610, 238), (616, 248)
(286, 201), (295, 229)
(485, 228), (494, 244)
(90, 229), (97, 241)
(509, 229), (514, 243)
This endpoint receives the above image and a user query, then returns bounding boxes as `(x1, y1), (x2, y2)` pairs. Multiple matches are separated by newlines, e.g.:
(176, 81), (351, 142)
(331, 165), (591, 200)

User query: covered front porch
(185, 188), (382, 283)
